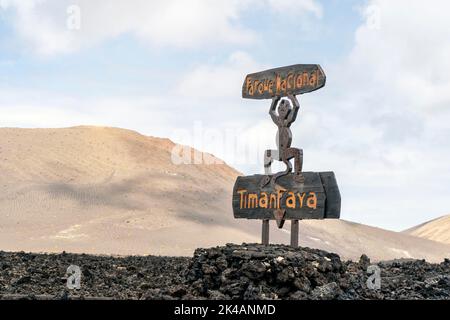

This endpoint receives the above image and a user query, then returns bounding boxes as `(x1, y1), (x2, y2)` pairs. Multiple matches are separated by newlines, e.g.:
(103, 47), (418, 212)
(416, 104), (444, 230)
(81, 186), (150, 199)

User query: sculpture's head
(278, 99), (291, 119)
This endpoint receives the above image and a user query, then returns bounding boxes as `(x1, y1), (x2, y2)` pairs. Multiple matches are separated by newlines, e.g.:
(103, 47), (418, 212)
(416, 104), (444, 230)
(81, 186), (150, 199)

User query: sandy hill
(403, 215), (450, 245)
(0, 126), (449, 262)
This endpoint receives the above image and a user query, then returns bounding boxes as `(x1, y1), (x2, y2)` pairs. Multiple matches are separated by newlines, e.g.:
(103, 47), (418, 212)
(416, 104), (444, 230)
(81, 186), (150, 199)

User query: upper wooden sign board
(242, 64), (326, 99)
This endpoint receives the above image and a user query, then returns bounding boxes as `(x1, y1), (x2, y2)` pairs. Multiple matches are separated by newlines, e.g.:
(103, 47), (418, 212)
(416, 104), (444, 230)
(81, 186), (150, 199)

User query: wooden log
(262, 220), (269, 245)
(232, 171), (340, 220)
(242, 64), (326, 99)
(291, 220), (299, 247)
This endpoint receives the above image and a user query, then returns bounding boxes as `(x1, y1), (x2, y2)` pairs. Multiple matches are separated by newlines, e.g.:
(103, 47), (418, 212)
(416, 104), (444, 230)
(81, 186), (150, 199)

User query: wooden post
(291, 220), (299, 247)
(262, 219), (269, 245)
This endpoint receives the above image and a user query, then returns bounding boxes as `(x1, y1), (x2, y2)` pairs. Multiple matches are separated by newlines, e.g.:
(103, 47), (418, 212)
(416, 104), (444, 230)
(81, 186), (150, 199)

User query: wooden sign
(232, 172), (340, 220)
(242, 64), (326, 99)
(235, 63), (338, 246)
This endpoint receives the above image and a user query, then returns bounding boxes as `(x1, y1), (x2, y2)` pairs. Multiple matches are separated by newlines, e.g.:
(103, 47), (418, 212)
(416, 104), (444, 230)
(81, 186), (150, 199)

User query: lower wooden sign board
(232, 172), (340, 220)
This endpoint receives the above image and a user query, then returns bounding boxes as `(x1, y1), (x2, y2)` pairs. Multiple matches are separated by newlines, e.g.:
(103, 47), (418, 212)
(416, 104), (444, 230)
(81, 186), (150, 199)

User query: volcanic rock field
(1, 244), (449, 300)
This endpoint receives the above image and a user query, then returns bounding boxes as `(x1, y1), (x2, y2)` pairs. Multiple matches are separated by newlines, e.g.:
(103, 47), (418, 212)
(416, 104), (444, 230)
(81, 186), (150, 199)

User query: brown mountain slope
(403, 215), (450, 245)
(0, 126), (449, 261)
(0, 126), (258, 256)
(298, 219), (450, 262)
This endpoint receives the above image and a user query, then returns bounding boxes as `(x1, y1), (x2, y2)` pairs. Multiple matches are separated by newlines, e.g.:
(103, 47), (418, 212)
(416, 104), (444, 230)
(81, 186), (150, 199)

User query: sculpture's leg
(284, 148), (304, 183)
(271, 149), (293, 185)
(264, 149), (274, 174)
(290, 148), (303, 174)
(261, 149), (278, 187)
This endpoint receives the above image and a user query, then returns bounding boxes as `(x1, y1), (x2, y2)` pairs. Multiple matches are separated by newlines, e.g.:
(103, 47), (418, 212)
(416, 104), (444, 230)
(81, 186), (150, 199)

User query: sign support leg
(262, 219), (269, 245)
(291, 219), (299, 247)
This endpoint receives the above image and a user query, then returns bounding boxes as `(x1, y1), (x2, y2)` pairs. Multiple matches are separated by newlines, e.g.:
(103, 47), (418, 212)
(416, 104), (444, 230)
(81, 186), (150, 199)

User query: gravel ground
(0, 244), (449, 300)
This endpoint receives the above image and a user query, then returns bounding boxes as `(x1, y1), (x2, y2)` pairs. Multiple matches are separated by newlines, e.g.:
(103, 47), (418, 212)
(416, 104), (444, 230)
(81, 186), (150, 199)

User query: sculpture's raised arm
(286, 93), (300, 124)
(269, 96), (280, 124)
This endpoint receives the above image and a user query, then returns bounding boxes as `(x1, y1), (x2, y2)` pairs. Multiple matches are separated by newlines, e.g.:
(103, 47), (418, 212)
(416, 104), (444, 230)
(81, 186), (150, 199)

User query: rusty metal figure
(261, 94), (304, 188)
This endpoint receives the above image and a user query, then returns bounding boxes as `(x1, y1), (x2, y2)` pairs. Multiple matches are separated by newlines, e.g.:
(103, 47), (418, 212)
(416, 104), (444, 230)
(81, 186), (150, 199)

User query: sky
(1, 0), (450, 231)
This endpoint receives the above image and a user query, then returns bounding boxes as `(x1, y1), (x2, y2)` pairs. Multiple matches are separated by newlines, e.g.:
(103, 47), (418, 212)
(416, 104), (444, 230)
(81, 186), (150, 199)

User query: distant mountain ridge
(0, 126), (448, 262)
(403, 214), (450, 245)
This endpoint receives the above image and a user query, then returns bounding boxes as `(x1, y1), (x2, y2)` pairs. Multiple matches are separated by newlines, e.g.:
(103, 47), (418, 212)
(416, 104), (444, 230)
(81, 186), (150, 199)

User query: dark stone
(276, 267), (295, 283)
(290, 290), (308, 300)
(359, 254), (370, 270)
(168, 285), (187, 298)
(293, 277), (311, 293)
(310, 282), (341, 300)
(12, 275), (31, 286)
(241, 261), (266, 280)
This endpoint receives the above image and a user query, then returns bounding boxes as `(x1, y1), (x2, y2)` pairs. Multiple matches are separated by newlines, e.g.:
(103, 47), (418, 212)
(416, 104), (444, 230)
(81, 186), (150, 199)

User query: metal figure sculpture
(260, 93), (304, 188)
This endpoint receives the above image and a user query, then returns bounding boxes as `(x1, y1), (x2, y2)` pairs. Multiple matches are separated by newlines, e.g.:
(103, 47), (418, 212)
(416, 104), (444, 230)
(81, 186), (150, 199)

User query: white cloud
(0, 87), (172, 135)
(177, 51), (261, 99)
(0, 0), (255, 55)
(0, 0), (322, 55)
(349, 0), (450, 112)
(267, 0), (322, 18)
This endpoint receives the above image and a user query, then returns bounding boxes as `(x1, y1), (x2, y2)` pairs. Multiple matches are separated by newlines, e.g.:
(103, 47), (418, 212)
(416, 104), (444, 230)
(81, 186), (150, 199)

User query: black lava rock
(0, 244), (449, 300)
